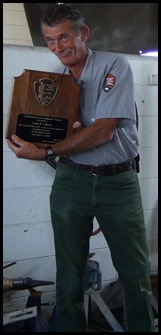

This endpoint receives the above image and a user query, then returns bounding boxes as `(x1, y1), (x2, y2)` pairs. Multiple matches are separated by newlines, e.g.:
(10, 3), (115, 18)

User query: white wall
(3, 44), (158, 318)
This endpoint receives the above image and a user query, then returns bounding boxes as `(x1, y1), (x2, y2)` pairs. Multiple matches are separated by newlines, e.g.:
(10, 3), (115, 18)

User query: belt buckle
(90, 165), (99, 175)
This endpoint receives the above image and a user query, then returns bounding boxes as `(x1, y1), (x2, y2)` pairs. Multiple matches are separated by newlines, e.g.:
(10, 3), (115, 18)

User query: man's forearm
(51, 118), (117, 157)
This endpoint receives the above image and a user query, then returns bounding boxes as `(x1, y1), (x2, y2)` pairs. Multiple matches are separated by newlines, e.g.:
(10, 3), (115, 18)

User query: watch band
(46, 146), (55, 157)
(45, 146), (58, 169)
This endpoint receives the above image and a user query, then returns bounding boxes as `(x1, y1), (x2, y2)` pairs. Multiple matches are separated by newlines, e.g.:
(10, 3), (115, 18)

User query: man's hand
(7, 135), (46, 160)
(6, 121), (82, 161)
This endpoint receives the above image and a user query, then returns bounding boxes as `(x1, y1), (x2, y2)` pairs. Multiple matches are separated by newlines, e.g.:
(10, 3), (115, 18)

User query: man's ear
(81, 26), (89, 42)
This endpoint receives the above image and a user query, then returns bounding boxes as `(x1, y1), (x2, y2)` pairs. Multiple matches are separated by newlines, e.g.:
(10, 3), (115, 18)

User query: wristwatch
(45, 146), (58, 169)
(46, 146), (56, 158)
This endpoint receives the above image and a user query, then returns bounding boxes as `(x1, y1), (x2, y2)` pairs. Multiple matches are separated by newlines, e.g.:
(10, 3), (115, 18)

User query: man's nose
(51, 40), (63, 53)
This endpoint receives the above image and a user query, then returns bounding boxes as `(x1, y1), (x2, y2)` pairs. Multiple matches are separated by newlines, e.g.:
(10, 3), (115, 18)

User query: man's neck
(68, 48), (88, 80)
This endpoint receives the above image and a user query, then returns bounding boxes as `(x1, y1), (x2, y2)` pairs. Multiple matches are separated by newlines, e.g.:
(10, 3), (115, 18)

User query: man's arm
(7, 137), (47, 160)
(7, 118), (118, 160)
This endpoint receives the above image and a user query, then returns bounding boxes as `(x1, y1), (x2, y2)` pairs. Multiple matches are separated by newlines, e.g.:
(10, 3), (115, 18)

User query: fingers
(7, 135), (28, 156)
(11, 135), (23, 147)
(73, 121), (81, 129)
(73, 121), (82, 135)
(6, 136), (46, 160)
(7, 139), (20, 151)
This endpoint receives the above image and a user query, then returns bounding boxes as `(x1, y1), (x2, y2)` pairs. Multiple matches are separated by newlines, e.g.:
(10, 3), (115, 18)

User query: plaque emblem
(34, 78), (58, 108)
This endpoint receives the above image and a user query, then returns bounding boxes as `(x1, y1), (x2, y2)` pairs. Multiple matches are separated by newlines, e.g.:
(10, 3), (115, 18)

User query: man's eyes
(60, 35), (70, 41)
(47, 35), (70, 44)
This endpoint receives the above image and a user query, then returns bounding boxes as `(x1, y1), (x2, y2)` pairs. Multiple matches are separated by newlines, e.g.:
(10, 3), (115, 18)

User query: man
(7, 4), (155, 332)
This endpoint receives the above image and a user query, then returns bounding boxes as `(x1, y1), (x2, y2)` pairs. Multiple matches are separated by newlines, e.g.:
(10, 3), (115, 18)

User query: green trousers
(50, 162), (155, 332)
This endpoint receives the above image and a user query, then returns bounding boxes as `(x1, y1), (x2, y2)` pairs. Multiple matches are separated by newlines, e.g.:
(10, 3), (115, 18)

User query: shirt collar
(64, 48), (94, 84)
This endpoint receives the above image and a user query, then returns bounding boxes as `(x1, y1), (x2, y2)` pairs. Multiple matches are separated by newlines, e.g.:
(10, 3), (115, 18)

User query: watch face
(46, 147), (53, 156)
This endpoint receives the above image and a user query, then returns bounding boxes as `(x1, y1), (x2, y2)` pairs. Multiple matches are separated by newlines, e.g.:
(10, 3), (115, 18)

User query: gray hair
(40, 4), (85, 35)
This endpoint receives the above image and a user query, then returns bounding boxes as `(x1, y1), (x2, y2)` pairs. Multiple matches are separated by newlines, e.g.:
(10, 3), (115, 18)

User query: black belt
(59, 157), (135, 176)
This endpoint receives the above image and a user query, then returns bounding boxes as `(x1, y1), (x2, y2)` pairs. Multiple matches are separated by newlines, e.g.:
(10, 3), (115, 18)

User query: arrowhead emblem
(34, 78), (58, 108)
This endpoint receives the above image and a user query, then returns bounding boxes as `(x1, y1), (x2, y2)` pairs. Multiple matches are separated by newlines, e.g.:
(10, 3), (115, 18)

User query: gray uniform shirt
(63, 49), (139, 165)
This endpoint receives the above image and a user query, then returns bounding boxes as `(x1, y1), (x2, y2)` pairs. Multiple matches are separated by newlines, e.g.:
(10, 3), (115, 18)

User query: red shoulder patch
(103, 73), (116, 92)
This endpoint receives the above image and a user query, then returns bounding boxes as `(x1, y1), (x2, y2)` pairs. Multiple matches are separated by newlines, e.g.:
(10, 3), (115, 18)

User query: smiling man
(7, 4), (155, 332)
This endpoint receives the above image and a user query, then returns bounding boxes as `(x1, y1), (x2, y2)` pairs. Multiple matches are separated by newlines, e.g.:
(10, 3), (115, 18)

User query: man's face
(42, 19), (88, 67)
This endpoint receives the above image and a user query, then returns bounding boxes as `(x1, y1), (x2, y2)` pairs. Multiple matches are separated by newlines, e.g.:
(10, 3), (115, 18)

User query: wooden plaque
(5, 69), (81, 148)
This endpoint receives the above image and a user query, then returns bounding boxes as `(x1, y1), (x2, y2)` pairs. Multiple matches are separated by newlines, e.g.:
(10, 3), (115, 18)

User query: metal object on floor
(3, 306), (37, 326)
(84, 289), (125, 332)
(3, 275), (55, 332)
(84, 257), (125, 332)
(3, 276), (54, 292)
